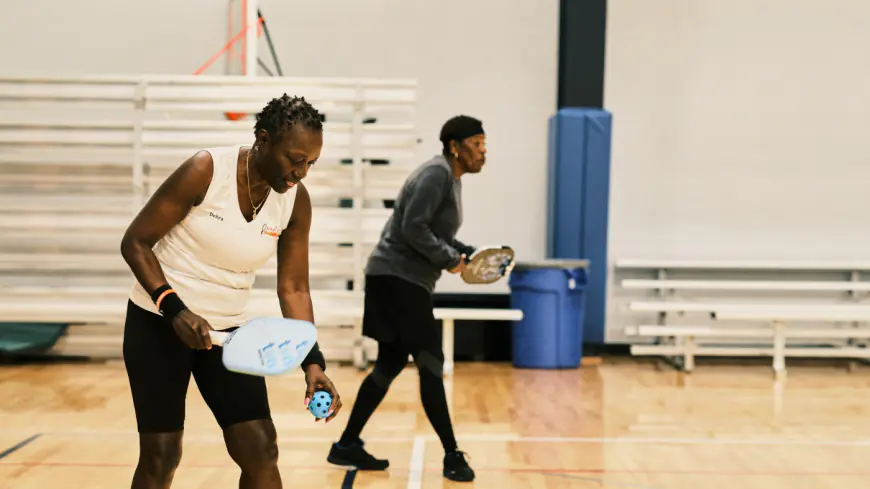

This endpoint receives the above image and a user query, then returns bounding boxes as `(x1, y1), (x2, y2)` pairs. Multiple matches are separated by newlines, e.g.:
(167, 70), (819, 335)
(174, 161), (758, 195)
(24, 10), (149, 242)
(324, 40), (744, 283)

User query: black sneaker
(443, 450), (475, 482)
(327, 440), (389, 471)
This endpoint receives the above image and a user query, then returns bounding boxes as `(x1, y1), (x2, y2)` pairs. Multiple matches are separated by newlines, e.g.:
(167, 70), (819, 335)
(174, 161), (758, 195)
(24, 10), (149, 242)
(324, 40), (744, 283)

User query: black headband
(439, 115), (485, 144)
(444, 125), (484, 142)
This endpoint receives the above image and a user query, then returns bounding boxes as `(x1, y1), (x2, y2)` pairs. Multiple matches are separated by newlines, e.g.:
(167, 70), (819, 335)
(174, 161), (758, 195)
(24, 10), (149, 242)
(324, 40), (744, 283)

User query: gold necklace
(246, 149), (270, 220)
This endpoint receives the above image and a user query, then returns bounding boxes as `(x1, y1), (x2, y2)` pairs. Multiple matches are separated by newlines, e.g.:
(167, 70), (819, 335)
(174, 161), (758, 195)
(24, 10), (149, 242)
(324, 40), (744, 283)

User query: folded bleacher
(614, 259), (870, 375)
(0, 74), (419, 361)
(0, 74), (523, 370)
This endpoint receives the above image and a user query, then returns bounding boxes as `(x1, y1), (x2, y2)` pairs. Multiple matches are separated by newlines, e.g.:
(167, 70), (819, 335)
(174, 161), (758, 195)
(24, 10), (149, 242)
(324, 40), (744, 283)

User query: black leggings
(339, 341), (457, 452)
(123, 300), (271, 433)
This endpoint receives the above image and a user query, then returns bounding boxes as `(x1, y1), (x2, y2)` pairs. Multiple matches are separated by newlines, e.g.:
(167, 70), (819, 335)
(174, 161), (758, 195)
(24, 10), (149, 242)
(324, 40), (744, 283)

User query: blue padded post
(546, 108), (612, 344)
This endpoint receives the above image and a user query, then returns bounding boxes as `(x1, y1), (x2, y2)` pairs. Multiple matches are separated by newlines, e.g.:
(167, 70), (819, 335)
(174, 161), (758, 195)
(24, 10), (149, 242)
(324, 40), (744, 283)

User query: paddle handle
(209, 330), (229, 346)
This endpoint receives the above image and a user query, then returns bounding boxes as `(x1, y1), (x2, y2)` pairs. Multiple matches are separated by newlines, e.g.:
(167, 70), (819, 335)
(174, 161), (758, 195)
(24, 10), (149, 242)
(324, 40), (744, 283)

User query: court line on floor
(0, 430), (409, 444)
(457, 434), (870, 447)
(0, 460), (868, 477)
(4, 429), (870, 447)
(0, 434), (41, 460)
(341, 468), (357, 488)
(540, 472), (665, 489)
(406, 436), (425, 489)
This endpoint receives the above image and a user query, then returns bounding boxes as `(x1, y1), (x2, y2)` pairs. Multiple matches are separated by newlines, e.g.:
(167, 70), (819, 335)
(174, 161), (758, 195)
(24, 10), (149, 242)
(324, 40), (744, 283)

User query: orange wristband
(154, 288), (175, 311)
(150, 284), (187, 319)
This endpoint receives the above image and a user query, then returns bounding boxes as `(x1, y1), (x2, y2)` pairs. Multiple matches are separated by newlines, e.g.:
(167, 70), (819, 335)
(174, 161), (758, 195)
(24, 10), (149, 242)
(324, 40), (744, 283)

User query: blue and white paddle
(208, 317), (318, 376)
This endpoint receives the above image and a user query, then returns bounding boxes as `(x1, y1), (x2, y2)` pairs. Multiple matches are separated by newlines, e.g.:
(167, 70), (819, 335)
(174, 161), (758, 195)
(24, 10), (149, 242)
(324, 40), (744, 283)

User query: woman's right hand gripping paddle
(171, 309), (215, 350)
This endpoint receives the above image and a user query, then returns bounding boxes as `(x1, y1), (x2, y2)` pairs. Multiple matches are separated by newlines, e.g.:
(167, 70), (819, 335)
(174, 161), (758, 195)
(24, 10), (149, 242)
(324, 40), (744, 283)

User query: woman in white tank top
(119, 94), (341, 489)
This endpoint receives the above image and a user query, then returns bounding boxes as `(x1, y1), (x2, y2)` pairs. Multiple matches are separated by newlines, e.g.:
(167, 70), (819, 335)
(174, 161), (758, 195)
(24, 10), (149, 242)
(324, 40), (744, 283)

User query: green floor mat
(0, 323), (68, 354)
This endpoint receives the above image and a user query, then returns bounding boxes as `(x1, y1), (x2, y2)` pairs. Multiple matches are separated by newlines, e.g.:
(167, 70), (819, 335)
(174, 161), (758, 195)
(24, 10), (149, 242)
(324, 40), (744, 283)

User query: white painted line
(454, 434), (870, 447)
(3, 428), (870, 447)
(407, 436), (425, 489)
(0, 430), (413, 443)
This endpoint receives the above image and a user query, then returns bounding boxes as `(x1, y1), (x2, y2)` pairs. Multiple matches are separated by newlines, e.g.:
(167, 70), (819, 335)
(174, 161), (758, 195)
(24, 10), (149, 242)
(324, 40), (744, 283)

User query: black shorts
(122, 300), (271, 433)
(361, 274), (441, 351)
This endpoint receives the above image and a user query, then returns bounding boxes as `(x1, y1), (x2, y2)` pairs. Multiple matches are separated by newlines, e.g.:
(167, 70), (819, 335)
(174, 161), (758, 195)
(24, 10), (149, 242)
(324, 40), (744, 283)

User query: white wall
(0, 0), (559, 294)
(256, 0), (560, 293)
(603, 0), (870, 340)
(0, 0), (226, 75)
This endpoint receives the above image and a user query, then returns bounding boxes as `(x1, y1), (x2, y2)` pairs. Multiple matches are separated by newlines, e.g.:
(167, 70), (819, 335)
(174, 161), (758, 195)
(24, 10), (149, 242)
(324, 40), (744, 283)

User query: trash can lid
(512, 259), (590, 270)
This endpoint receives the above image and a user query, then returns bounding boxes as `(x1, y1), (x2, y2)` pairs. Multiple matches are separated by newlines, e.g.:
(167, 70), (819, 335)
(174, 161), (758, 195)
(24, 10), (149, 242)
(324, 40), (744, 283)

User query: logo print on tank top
(261, 224), (280, 238)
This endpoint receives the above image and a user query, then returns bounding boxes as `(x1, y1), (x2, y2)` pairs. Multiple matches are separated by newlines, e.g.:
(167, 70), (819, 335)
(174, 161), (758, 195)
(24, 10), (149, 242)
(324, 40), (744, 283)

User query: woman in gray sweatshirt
(327, 115), (486, 482)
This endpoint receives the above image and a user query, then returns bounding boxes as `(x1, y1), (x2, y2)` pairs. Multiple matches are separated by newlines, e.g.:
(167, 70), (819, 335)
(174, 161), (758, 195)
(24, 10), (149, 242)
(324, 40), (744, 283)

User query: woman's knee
(370, 360), (405, 389)
(138, 433), (183, 481)
(413, 348), (444, 378)
(370, 345), (409, 387)
(224, 420), (279, 471)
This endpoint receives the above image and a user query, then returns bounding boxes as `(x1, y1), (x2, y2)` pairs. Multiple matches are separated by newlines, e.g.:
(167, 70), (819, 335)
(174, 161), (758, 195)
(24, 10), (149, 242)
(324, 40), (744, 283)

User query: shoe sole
(444, 471), (475, 482)
(327, 454), (389, 471)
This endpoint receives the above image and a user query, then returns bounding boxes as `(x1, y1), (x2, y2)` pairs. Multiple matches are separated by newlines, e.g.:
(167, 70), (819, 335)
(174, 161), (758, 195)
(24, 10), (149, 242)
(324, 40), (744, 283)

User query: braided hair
(254, 94), (323, 139)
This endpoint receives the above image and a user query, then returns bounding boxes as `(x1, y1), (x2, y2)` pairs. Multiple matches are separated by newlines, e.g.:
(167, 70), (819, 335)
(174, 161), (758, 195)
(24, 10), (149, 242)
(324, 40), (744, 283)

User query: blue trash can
(508, 259), (590, 369)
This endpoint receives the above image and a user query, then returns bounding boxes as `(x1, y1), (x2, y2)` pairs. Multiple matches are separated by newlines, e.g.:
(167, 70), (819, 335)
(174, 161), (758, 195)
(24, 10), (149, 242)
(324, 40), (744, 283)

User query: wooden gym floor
(1, 358), (870, 488)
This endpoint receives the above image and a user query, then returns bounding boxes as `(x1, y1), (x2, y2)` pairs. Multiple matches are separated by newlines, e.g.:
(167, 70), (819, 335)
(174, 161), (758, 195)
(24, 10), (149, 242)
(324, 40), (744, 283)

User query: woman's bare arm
(275, 183), (341, 421)
(120, 150), (216, 349)
(120, 151), (214, 294)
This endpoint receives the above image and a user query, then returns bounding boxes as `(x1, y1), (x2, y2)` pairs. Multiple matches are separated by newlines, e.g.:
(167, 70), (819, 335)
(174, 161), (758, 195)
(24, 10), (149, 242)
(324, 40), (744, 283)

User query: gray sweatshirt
(365, 154), (475, 293)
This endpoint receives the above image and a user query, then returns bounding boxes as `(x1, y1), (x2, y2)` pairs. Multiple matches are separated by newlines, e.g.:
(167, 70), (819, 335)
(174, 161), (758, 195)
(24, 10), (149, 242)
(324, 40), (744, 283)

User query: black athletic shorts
(361, 274), (441, 351)
(122, 300), (271, 433)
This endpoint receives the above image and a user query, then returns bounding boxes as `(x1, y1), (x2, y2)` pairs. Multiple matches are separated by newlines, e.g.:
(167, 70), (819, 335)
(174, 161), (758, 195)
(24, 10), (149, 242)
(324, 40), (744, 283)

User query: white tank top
(129, 144), (298, 329)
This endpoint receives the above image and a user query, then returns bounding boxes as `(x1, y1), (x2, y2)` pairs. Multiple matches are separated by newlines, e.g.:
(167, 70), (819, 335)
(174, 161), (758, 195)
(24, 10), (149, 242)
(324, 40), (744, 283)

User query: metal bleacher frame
(0, 74), (523, 371)
(615, 259), (870, 376)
